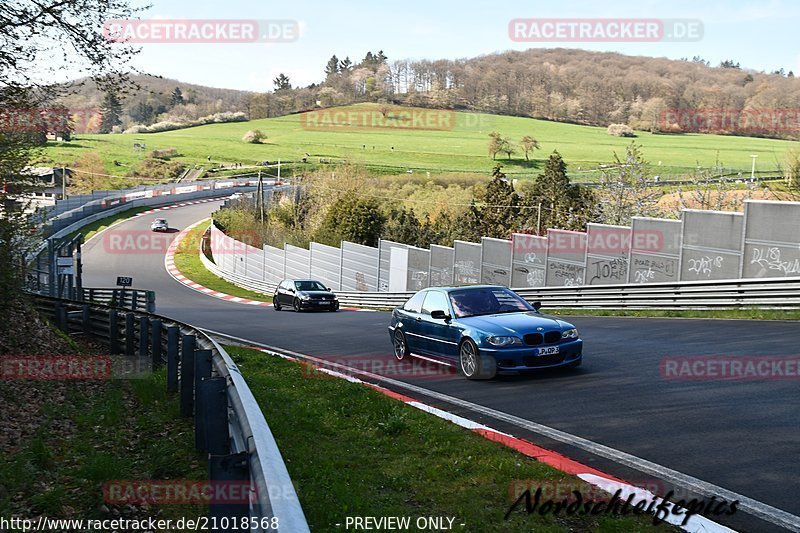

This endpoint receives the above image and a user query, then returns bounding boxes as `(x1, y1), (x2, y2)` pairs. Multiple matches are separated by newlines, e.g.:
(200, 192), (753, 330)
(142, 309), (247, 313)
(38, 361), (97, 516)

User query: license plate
(536, 346), (560, 356)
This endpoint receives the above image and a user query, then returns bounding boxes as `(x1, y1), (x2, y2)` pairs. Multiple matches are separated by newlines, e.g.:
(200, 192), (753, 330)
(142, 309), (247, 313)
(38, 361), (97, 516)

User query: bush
(242, 129), (265, 143)
(607, 123), (636, 137)
(131, 158), (184, 181)
(122, 112), (247, 134)
(150, 148), (178, 159)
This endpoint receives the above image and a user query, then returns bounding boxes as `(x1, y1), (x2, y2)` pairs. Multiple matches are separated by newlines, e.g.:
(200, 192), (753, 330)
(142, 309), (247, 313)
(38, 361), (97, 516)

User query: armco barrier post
(193, 349), (213, 451)
(132, 289), (139, 311)
(180, 335), (196, 417)
(138, 316), (150, 358)
(147, 291), (156, 313)
(109, 310), (121, 354)
(209, 452), (250, 529)
(166, 326), (180, 392)
(125, 312), (135, 356)
(151, 319), (163, 370)
(82, 304), (91, 334)
(55, 302), (67, 332)
(201, 377), (230, 455)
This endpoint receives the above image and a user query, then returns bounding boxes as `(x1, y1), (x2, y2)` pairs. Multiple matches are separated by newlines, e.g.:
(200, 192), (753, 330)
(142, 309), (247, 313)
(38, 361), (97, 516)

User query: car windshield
(448, 288), (533, 318)
(154, 219), (166, 224)
(295, 280), (327, 291)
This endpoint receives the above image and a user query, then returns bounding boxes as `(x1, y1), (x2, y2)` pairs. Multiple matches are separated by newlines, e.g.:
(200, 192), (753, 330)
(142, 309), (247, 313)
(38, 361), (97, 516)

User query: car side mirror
(431, 310), (450, 320)
(533, 301), (542, 311)
(326, 287), (332, 291)
(288, 288), (295, 293)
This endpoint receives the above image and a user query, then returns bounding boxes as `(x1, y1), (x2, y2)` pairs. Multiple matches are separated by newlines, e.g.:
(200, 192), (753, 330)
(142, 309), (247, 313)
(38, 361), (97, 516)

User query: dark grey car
(273, 279), (339, 312)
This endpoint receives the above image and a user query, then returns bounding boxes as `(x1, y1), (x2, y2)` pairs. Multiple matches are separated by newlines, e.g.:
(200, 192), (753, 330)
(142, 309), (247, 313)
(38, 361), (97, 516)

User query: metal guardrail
(82, 287), (156, 312)
(199, 230), (800, 309)
(30, 293), (310, 533)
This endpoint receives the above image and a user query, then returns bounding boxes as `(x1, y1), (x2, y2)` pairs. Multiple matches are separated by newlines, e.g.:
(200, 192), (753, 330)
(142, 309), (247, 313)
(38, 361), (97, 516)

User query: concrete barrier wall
(205, 199), (800, 292)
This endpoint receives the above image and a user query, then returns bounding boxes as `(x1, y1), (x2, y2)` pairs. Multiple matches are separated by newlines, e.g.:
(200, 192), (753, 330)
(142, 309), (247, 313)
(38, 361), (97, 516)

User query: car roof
(426, 285), (507, 293)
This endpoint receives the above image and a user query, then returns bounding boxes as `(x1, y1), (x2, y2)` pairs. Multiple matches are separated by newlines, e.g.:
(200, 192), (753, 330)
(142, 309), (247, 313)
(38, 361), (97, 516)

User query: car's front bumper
(480, 339), (583, 371)
(298, 299), (338, 310)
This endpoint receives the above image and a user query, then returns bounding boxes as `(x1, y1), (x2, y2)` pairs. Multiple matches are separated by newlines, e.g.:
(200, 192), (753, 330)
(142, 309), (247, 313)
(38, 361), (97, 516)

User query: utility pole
(257, 170), (264, 225)
(536, 202), (542, 235)
(61, 165), (67, 199)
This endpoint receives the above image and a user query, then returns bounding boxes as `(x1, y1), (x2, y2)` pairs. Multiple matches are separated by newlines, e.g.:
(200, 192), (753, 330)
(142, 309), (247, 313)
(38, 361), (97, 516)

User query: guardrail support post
(180, 335), (196, 416)
(193, 349), (213, 451)
(109, 311), (121, 354)
(138, 316), (150, 358)
(147, 290), (156, 313)
(209, 452), (250, 529)
(55, 302), (67, 332)
(151, 320), (163, 370)
(81, 304), (91, 335)
(166, 326), (180, 392)
(200, 377), (229, 455)
(132, 290), (139, 311)
(125, 313), (135, 356)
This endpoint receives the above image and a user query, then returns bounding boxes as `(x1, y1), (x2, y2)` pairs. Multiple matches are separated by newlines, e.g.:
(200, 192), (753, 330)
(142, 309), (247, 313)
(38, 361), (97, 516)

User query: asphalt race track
(81, 201), (800, 532)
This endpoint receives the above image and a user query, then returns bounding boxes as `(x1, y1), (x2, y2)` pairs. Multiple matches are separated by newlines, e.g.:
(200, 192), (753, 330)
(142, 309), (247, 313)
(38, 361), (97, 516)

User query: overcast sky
(84, 0), (800, 91)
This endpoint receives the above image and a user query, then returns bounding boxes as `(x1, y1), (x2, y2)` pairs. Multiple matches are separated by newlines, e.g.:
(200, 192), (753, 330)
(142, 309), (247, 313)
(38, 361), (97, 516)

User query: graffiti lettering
(750, 247), (800, 276)
(687, 256), (723, 277)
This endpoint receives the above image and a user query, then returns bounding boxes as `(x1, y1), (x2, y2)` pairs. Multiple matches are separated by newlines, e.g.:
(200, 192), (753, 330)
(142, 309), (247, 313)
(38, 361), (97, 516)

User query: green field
(40, 103), (796, 180)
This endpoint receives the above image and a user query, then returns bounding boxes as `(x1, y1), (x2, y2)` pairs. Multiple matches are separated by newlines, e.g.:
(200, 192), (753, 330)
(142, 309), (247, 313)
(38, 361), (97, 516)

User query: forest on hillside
(63, 48), (800, 140)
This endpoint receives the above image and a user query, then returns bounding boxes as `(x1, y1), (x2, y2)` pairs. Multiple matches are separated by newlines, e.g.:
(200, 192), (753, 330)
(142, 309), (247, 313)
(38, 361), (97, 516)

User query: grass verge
(0, 352), (206, 525)
(172, 221), (272, 302)
(226, 345), (675, 532)
(547, 308), (800, 320)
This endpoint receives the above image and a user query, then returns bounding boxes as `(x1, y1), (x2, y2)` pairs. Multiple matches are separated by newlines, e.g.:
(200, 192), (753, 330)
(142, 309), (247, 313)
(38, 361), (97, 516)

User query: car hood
(299, 290), (336, 298)
(458, 312), (573, 335)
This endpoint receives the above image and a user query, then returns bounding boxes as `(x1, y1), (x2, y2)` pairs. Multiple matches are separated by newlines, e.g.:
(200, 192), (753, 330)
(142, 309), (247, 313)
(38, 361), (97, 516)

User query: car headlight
(487, 336), (522, 347)
(298, 293), (310, 300)
(562, 328), (578, 339)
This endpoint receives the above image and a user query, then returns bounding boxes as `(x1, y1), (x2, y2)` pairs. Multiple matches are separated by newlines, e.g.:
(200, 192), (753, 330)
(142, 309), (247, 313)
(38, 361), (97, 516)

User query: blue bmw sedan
(387, 286), (583, 380)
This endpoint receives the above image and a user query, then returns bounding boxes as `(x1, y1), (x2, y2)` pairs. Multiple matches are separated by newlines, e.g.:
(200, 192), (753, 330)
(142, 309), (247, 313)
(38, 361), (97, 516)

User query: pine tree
(481, 165), (519, 238)
(324, 55), (340, 78)
(519, 151), (594, 231)
(339, 56), (352, 72)
(170, 86), (184, 106)
(273, 73), (292, 91)
(99, 91), (122, 133)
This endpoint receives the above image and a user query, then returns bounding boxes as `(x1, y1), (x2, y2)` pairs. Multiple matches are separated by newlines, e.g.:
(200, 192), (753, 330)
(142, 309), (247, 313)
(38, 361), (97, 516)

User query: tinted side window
(421, 291), (450, 315)
(403, 291), (427, 313)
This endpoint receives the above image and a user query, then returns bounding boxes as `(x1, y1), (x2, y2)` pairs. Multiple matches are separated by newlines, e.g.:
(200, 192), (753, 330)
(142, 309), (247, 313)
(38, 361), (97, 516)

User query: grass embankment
(226, 345), (674, 532)
(40, 103), (792, 180)
(172, 221), (272, 302)
(0, 345), (206, 525)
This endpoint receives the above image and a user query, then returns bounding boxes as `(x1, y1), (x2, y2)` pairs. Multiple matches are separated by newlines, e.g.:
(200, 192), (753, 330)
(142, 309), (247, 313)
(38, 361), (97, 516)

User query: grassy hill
(38, 103), (795, 181)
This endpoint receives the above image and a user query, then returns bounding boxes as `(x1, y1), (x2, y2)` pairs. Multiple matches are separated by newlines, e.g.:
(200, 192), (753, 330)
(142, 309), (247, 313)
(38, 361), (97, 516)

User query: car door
(419, 290), (460, 360)
(397, 290), (427, 354)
